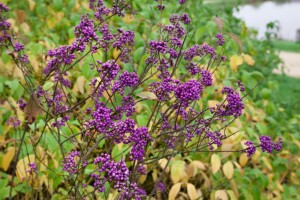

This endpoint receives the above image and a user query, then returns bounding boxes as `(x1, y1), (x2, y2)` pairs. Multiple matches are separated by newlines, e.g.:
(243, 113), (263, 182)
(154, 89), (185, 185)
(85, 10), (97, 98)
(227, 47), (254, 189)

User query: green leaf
(5, 80), (19, 93)
(0, 187), (10, 200)
(112, 144), (131, 162)
(0, 179), (8, 188)
(136, 115), (148, 126)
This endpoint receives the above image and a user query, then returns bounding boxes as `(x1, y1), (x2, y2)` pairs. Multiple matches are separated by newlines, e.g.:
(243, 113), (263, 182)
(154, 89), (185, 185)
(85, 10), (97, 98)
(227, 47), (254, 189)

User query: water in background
(234, 0), (300, 41)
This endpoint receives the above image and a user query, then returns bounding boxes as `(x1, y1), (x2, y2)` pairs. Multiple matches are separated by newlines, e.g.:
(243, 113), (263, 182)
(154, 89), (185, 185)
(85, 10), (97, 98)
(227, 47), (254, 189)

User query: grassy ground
(271, 73), (300, 114)
(273, 40), (300, 53)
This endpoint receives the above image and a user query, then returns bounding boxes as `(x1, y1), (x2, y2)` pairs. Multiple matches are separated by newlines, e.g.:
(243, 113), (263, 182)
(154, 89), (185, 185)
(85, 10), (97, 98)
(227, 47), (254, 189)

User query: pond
(233, 0), (300, 41)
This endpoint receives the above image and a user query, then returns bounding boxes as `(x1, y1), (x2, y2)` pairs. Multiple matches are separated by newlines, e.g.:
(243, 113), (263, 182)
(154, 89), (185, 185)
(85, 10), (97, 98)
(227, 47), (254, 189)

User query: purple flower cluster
(45, 90), (68, 115)
(96, 60), (120, 93)
(113, 29), (135, 49)
(62, 151), (80, 175)
(179, 0), (187, 4)
(120, 182), (146, 200)
(238, 80), (245, 92)
(89, 0), (111, 22)
(112, 71), (139, 95)
(6, 116), (21, 127)
(184, 45), (202, 61)
(120, 96), (135, 117)
(109, 118), (135, 143)
(92, 153), (145, 199)
(186, 62), (201, 75)
(17, 98), (27, 110)
(99, 24), (113, 51)
(206, 131), (224, 150)
(0, 3), (9, 12)
(52, 116), (70, 129)
(91, 102), (112, 133)
(259, 136), (282, 153)
(201, 69), (213, 87)
(0, 3), (10, 37)
(215, 33), (225, 46)
(214, 86), (245, 118)
(129, 127), (152, 161)
(201, 43), (217, 58)
(94, 154), (129, 191)
(74, 15), (99, 43)
(14, 42), (24, 52)
(244, 140), (256, 157)
(180, 13), (191, 24)
(149, 40), (168, 53)
(244, 136), (282, 157)
(149, 78), (179, 101)
(36, 86), (46, 98)
(174, 79), (202, 106)
(26, 163), (37, 173)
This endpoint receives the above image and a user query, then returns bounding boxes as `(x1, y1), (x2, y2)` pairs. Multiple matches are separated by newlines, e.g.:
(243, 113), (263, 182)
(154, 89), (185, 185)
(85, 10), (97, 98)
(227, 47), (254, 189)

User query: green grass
(271, 74), (300, 114)
(273, 40), (300, 53)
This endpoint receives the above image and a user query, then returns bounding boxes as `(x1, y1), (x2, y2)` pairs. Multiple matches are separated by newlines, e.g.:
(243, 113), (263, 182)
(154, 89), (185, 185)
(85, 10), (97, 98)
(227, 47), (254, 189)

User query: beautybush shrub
(0, 1), (282, 199)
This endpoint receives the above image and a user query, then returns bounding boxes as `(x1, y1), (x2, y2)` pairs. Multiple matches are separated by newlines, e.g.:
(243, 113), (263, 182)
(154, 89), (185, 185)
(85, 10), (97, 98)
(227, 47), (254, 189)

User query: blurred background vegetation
(0, 0), (299, 199)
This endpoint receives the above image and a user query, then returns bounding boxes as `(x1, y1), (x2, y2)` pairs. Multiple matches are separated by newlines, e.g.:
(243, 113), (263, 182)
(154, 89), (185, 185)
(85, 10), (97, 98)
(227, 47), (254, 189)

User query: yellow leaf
(136, 91), (158, 100)
(28, 0), (35, 11)
(7, 19), (18, 32)
(187, 183), (199, 200)
(199, 171), (211, 188)
(239, 153), (248, 167)
(171, 160), (186, 183)
(56, 12), (64, 23)
(229, 179), (239, 198)
(215, 190), (228, 200)
(221, 144), (234, 157)
(20, 22), (30, 33)
(158, 158), (170, 173)
(197, 189), (204, 200)
(123, 14), (134, 24)
(252, 150), (260, 163)
(76, 76), (85, 94)
(226, 190), (237, 200)
(243, 54), (255, 66)
(208, 100), (220, 108)
(262, 157), (272, 170)
(2, 147), (15, 171)
(191, 160), (206, 171)
(113, 48), (121, 59)
(186, 163), (196, 177)
(152, 169), (158, 182)
(211, 154), (221, 174)
(16, 154), (37, 185)
(168, 183), (181, 200)
(223, 161), (234, 179)
(230, 55), (243, 72)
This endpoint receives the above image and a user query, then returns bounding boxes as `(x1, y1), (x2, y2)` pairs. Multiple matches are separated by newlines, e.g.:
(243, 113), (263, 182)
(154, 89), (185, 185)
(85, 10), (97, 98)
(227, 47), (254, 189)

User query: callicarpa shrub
(0, 0), (282, 199)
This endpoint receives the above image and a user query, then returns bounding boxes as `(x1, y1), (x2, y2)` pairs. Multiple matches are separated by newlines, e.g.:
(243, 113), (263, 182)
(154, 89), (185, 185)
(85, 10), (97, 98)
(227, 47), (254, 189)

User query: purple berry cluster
(201, 69), (213, 87)
(129, 127), (152, 161)
(174, 79), (203, 106)
(112, 71), (139, 95)
(62, 151), (80, 175)
(212, 86), (245, 118)
(244, 140), (256, 157)
(259, 136), (283, 153)
(92, 153), (145, 199)
(0, 1), (284, 199)
(244, 136), (282, 157)
(215, 33), (225, 46)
